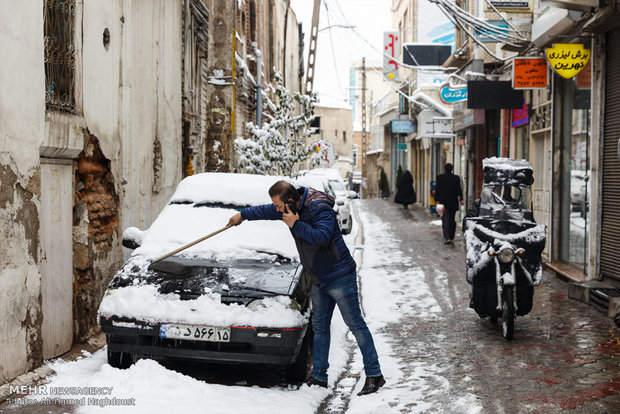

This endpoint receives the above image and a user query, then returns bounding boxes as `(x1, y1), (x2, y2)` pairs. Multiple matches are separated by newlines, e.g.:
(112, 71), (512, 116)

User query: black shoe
(306, 376), (327, 388)
(357, 375), (385, 396)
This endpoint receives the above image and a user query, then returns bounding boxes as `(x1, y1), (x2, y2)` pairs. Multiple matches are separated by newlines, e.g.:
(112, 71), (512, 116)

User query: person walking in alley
(435, 163), (464, 244)
(394, 169), (417, 209)
(227, 181), (385, 395)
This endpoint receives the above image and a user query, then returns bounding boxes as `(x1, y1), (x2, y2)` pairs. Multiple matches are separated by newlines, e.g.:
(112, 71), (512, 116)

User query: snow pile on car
(121, 172), (299, 262)
(131, 203), (298, 262)
(99, 280), (309, 328)
(169, 172), (286, 206)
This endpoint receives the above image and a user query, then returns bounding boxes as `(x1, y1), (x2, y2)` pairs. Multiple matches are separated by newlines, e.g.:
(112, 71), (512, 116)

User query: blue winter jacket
(241, 187), (356, 283)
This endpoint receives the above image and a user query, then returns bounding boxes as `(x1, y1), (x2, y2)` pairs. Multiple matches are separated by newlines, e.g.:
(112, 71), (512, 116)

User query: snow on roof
(127, 173), (299, 262)
(304, 167), (344, 182)
(292, 175), (329, 192)
(483, 157), (532, 171)
(170, 172), (286, 207)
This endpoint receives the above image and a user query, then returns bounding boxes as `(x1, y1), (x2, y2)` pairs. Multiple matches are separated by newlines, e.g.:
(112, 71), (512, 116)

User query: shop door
(600, 30), (620, 282)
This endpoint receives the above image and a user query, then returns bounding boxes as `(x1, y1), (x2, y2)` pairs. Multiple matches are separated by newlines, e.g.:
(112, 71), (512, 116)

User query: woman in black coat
(394, 170), (417, 209)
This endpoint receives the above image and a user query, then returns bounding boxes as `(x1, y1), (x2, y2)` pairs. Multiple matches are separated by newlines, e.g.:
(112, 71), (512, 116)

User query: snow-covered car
(303, 168), (356, 235)
(292, 174), (347, 231)
(98, 173), (312, 383)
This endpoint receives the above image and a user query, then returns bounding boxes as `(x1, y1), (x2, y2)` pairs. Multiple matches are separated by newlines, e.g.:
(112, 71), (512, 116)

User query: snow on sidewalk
(26, 349), (326, 414)
(340, 202), (483, 414)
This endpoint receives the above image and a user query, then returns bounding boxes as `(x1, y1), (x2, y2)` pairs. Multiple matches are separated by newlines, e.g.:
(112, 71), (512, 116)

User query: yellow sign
(545, 43), (591, 79)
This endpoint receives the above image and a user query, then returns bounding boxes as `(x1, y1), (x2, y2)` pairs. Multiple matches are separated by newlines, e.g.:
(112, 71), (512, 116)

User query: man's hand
(282, 204), (299, 228)
(227, 212), (244, 227)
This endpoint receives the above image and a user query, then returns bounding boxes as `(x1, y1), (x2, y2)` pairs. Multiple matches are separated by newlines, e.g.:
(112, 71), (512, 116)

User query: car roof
(292, 175), (330, 192)
(169, 172), (288, 207)
(305, 168), (344, 182)
(130, 173), (299, 262)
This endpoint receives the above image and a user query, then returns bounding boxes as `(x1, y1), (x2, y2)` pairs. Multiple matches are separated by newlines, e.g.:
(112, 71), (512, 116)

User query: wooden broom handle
(150, 225), (232, 264)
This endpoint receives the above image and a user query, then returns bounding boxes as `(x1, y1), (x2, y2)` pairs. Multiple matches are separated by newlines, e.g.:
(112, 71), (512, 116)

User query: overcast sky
(290, 0), (391, 108)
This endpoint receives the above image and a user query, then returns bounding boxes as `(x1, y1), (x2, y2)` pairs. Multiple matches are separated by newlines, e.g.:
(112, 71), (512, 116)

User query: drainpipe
(253, 42), (263, 127)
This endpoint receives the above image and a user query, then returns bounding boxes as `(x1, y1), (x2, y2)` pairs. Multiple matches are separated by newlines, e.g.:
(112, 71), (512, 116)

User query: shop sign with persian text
(545, 43), (591, 79)
(440, 84), (467, 104)
(513, 57), (548, 89)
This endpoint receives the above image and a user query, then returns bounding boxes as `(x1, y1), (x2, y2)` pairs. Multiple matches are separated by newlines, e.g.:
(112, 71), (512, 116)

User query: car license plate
(159, 323), (230, 342)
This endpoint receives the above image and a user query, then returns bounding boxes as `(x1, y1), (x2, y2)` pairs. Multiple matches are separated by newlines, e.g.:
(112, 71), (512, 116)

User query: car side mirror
(122, 226), (145, 250)
(348, 190), (357, 199)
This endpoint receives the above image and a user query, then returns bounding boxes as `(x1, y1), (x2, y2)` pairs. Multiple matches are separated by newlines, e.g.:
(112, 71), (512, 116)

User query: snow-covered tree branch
(235, 71), (318, 176)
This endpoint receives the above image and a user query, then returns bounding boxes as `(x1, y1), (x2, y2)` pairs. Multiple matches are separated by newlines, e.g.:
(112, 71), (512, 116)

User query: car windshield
(329, 180), (345, 192)
(115, 256), (298, 296)
(480, 185), (532, 212)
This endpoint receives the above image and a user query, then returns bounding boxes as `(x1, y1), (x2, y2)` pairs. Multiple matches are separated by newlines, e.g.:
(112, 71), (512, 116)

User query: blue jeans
(310, 273), (381, 382)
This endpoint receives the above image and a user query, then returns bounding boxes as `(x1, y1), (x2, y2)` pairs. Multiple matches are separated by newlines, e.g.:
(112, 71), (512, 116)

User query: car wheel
(107, 347), (134, 369)
(285, 325), (313, 384)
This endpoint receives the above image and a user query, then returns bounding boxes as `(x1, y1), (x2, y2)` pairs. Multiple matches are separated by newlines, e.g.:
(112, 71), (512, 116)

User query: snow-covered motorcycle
(463, 158), (546, 340)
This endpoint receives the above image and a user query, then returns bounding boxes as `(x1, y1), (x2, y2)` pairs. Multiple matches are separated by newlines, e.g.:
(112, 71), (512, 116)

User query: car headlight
(247, 297), (300, 311)
(498, 248), (515, 264)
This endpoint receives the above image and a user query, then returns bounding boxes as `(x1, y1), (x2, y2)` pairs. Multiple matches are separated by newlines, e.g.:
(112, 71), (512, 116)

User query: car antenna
(148, 224), (233, 267)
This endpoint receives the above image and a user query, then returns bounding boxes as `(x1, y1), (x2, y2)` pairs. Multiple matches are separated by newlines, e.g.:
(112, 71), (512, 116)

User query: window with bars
(44, 0), (76, 112)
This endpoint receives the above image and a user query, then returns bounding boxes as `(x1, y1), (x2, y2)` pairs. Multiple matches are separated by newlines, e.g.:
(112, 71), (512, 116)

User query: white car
(292, 175), (341, 219)
(303, 168), (356, 235)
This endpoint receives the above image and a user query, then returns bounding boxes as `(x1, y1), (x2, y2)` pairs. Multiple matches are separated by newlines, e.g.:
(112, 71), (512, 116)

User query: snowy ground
(324, 202), (482, 414)
(4, 211), (359, 414)
(6, 200), (615, 413)
(3, 201), (482, 414)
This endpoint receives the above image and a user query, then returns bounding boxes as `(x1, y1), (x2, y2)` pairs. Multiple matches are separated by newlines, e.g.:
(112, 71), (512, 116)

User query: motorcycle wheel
(502, 286), (515, 340)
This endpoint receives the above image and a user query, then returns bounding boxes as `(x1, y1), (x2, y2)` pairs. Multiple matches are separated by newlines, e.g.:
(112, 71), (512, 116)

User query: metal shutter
(601, 30), (620, 282)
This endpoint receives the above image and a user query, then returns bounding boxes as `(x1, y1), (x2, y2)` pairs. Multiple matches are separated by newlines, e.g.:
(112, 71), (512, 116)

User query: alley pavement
(1, 199), (619, 414)
(330, 199), (620, 413)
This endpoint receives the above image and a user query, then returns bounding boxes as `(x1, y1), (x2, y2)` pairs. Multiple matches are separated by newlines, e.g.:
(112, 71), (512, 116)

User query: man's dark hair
(269, 180), (300, 202)
(444, 163), (454, 173)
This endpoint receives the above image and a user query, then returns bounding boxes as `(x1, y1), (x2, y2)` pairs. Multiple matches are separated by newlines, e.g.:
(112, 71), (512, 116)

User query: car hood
(109, 256), (298, 301)
(99, 256), (309, 328)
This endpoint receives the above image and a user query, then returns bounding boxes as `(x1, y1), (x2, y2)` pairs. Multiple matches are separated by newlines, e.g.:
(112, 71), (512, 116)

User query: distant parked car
(303, 168), (356, 235)
(98, 173), (313, 383)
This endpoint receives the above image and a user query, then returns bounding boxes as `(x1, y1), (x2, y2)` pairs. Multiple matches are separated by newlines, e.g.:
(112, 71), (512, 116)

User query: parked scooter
(463, 158), (546, 340)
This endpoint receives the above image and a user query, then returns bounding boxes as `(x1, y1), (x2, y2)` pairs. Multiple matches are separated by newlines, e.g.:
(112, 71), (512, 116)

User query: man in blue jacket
(227, 180), (384, 395)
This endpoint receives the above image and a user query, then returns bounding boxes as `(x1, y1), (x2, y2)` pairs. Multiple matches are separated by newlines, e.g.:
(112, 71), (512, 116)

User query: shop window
(557, 46), (591, 272)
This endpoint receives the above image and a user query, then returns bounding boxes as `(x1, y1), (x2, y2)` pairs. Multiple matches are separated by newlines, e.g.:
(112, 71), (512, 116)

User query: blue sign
(440, 84), (468, 104)
(391, 119), (415, 134)
(397, 143), (407, 150)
